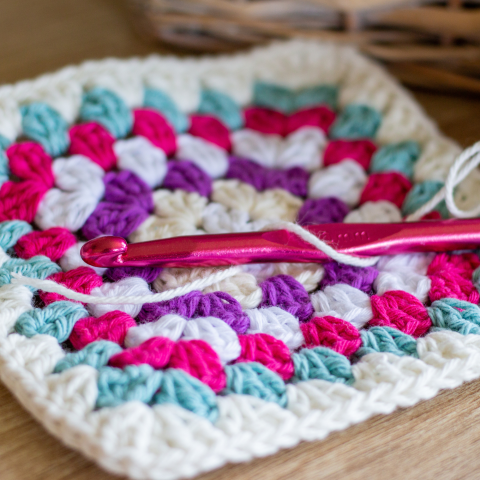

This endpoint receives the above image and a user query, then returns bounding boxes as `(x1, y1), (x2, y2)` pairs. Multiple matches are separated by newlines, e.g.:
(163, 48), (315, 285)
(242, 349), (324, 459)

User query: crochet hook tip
(81, 236), (128, 268)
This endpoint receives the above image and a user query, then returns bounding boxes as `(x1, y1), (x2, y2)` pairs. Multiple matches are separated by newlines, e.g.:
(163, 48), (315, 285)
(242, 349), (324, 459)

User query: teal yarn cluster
(402, 180), (449, 218)
(54, 341), (122, 373)
(198, 89), (243, 130)
(15, 301), (88, 342)
(96, 365), (163, 408)
(330, 104), (382, 139)
(0, 255), (61, 289)
(295, 85), (338, 111)
(291, 347), (353, 384)
(20, 102), (69, 157)
(0, 220), (32, 250)
(0, 150), (9, 187)
(357, 327), (418, 358)
(0, 137), (10, 188)
(427, 298), (480, 335)
(80, 87), (133, 138)
(153, 369), (219, 422)
(223, 362), (287, 407)
(473, 265), (480, 293)
(143, 88), (188, 133)
(370, 141), (421, 180)
(253, 82), (293, 113)
(0, 134), (11, 151)
(253, 82), (338, 113)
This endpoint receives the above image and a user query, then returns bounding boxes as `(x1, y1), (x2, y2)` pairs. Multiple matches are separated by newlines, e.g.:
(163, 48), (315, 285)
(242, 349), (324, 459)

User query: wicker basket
(128, 0), (480, 94)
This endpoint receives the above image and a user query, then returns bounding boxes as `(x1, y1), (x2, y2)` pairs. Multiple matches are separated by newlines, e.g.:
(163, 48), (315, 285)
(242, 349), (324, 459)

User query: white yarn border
(0, 39), (473, 480)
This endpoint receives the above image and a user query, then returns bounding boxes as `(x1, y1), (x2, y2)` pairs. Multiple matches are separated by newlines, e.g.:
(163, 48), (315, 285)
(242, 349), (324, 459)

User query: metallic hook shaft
(81, 219), (480, 269)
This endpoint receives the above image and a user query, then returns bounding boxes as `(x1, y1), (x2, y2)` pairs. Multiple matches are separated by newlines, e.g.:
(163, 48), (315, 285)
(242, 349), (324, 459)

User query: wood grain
(1, 1), (480, 479)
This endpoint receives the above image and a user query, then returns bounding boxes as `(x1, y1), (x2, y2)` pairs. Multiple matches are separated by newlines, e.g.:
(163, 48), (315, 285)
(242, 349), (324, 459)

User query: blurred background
(130, 0), (480, 94)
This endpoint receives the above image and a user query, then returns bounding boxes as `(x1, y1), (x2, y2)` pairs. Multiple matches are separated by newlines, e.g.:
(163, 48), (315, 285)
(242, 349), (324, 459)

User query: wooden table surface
(1, 1), (480, 479)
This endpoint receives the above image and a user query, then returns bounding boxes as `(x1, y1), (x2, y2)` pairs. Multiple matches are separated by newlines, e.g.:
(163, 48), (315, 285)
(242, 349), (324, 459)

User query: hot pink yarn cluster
(109, 337), (226, 392)
(323, 139), (377, 170)
(244, 106), (335, 137)
(427, 253), (480, 303)
(235, 333), (295, 380)
(132, 109), (177, 156)
(0, 142), (54, 222)
(14, 227), (76, 261)
(40, 266), (103, 305)
(110, 336), (175, 369)
(300, 316), (361, 356)
(69, 122), (116, 171)
(0, 181), (48, 223)
(7, 142), (55, 188)
(70, 310), (136, 349)
(287, 106), (336, 135)
(360, 172), (412, 208)
(189, 115), (232, 151)
(368, 290), (431, 337)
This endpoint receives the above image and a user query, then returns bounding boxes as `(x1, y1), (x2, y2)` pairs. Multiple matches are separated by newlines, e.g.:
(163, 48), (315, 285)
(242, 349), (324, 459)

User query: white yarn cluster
(374, 253), (434, 302)
(154, 267), (262, 308)
(0, 39), (470, 480)
(243, 262), (325, 290)
(202, 202), (272, 234)
(88, 277), (153, 318)
(203, 272), (263, 309)
(176, 134), (229, 179)
(213, 180), (303, 223)
(35, 155), (105, 231)
(60, 241), (107, 276)
(246, 307), (304, 351)
(0, 246), (10, 269)
(125, 313), (187, 346)
(0, 284), (33, 337)
(310, 284), (373, 329)
(232, 127), (326, 171)
(130, 189), (207, 243)
(125, 314), (241, 365)
(308, 160), (367, 206)
(344, 200), (402, 224)
(114, 136), (168, 188)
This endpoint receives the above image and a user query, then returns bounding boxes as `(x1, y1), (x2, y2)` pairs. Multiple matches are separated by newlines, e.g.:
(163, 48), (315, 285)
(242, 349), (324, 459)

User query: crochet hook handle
(81, 219), (480, 268)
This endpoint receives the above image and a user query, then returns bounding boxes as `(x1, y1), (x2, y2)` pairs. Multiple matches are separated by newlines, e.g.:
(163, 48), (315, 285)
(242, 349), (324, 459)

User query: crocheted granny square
(0, 39), (478, 480)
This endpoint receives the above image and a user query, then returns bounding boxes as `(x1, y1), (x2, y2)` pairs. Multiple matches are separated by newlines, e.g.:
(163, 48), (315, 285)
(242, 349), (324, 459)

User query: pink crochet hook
(81, 219), (480, 269)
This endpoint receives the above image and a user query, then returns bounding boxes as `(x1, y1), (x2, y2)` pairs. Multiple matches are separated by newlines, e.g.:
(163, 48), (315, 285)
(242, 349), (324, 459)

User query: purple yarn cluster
(162, 160), (212, 197)
(103, 171), (154, 212)
(320, 261), (378, 293)
(227, 156), (309, 197)
(82, 202), (148, 240)
(259, 274), (314, 322)
(137, 290), (250, 333)
(105, 265), (162, 283)
(297, 197), (349, 226)
(82, 171), (154, 239)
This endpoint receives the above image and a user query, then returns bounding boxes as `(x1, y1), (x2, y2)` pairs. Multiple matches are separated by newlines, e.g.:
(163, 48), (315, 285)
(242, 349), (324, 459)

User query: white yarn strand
(406, 141), (480, 221)
(262, 221), (380, 267)
(11, 266), (242, 305)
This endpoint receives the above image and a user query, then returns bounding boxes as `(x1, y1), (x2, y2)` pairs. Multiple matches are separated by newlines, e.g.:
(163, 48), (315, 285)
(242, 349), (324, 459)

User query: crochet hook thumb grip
(81, 219), (480, 269)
